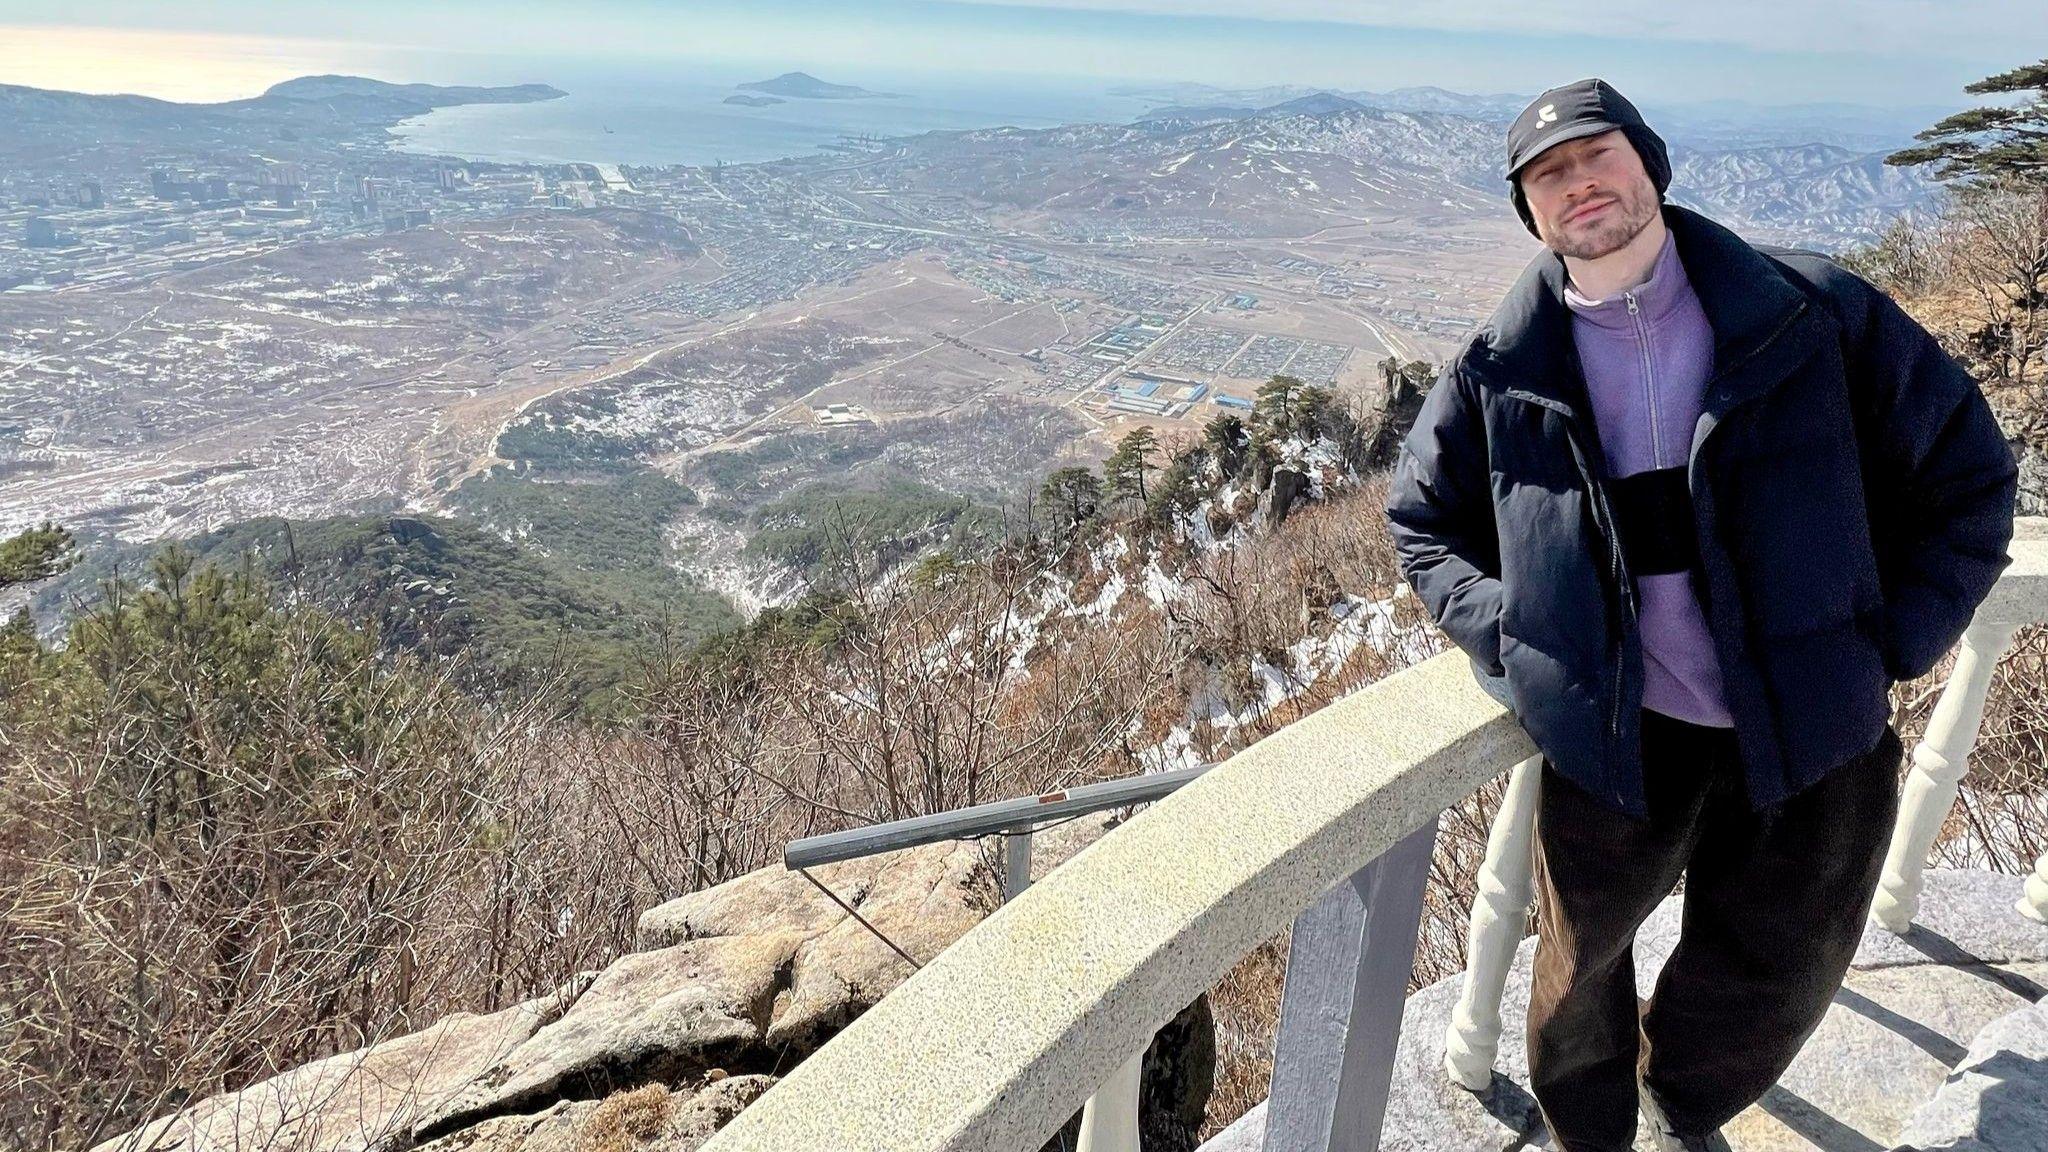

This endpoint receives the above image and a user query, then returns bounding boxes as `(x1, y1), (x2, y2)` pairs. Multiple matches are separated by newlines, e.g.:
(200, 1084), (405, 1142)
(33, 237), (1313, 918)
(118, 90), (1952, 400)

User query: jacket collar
(1464, 202), (1817, 420)
(1563, 228), (1690, 331)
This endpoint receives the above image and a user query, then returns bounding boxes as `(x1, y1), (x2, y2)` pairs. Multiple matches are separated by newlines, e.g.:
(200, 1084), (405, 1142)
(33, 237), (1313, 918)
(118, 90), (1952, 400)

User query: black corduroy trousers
(1525, 706), (1903, 1152)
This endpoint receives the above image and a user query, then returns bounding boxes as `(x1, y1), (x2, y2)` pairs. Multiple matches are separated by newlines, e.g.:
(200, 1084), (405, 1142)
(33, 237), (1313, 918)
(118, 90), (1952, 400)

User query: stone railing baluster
(1076, 1046), (1147, 1152)
(1871, 617), (2021, 933)
(1443, 754), (1543, 1090)
(2020, 851), (2048, 924)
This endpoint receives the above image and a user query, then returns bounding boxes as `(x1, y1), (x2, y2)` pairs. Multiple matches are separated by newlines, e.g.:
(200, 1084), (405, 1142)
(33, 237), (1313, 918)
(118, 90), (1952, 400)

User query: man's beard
(1544, 182), (1658, 260)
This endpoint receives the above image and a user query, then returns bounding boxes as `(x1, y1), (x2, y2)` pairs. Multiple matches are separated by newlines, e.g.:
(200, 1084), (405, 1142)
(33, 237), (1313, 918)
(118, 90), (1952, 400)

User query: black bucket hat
(1505, 78), (1671, 239)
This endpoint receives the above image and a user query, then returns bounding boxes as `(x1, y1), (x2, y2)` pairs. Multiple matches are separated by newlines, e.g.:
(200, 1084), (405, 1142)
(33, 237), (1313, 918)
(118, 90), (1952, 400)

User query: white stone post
(1444, 754), (1544, 1090)
(1076, 1045), (1146, 1152)
(1870, 618), (2021, 934)
(2021, 853), (2048, 925)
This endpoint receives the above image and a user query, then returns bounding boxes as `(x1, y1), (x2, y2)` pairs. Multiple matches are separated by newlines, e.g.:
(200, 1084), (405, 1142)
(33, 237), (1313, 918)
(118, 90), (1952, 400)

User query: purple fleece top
(1563, 228), (1734, 728)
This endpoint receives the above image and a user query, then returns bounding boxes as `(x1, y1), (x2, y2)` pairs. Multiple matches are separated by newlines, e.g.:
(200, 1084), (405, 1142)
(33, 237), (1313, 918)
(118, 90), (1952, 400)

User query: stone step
(1201, 868), (2048, 1152)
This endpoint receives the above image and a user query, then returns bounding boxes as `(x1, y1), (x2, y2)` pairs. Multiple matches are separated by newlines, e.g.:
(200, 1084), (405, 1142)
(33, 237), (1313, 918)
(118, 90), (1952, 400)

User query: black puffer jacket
(1384, 203), (2018, 816)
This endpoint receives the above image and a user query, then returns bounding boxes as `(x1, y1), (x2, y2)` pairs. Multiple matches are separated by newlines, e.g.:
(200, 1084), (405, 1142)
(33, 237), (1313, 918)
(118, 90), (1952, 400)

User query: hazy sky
(0, 1), (2037, 107)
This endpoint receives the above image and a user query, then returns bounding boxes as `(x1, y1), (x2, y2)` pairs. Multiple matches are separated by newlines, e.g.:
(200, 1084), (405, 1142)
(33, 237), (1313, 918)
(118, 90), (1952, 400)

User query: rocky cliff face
(97, 842), (992, 1152)
(98, 817), (1218, 1152)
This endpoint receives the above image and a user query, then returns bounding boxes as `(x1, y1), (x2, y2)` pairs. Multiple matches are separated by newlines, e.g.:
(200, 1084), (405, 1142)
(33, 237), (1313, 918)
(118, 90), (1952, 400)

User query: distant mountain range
(1, 75), (562, 121)
(928, 98), (1942, 249)
(1123, 83), (1537, 125)
(1139, 92), (1372, 122)
(1119, 81), (1956, 153)
(737, 72), (901, 100)
(1668, 141), (1938, 236)
(0, 71), (1945, 248)
(0, 74), (566, 146)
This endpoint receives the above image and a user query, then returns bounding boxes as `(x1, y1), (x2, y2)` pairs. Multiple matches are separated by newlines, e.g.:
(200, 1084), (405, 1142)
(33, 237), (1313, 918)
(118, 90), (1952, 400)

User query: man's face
(1518, 129), (1660, 259)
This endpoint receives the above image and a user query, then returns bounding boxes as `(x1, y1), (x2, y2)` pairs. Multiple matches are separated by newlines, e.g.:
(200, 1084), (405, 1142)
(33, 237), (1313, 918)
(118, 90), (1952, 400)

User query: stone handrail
(700, 648), (1535, 1151)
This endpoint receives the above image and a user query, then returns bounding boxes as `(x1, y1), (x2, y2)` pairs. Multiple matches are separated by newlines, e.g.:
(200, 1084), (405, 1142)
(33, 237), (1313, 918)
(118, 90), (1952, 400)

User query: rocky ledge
(95, 813), (1215, 1152)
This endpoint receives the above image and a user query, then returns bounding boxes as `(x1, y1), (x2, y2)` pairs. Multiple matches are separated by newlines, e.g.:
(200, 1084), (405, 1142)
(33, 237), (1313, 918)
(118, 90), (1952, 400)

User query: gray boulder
(1266, 469), (1310, 526)
(1893, 1000), (2048, 1152)
(92, 980), (591, 1152)
(413, 840), (992, 1141)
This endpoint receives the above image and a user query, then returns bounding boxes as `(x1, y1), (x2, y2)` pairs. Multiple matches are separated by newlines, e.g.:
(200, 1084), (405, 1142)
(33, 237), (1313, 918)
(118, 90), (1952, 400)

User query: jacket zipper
(1593, 455), (1630, 796)
(1618, 288), (1649, 801)
(1559, 416), (1632, 804)
(1625, 289), (1663, 469)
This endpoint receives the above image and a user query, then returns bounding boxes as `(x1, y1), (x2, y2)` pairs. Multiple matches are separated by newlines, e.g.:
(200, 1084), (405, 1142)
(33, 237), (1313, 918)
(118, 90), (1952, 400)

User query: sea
(389, 64), (1160, 169)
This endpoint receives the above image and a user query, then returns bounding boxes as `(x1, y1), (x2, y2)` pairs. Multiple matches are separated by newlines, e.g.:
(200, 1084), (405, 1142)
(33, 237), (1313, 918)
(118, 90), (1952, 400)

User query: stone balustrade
(697, 518), (2048, 1152)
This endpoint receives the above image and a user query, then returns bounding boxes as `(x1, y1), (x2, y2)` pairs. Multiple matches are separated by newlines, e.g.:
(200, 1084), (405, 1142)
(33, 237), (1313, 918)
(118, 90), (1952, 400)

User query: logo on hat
(1537, 103), (1557, 125)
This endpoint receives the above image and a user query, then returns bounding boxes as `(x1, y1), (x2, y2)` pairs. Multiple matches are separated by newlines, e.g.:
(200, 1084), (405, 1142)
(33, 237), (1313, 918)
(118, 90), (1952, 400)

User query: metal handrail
(782, 763), (1212, 871)
(781, 764), (1214, 1148)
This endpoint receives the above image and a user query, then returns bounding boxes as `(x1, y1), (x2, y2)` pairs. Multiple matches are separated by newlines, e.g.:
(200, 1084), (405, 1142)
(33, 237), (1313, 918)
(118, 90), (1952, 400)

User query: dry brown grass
(1200, 932), (1291, 1141)
(578, 1083), (674, 1152)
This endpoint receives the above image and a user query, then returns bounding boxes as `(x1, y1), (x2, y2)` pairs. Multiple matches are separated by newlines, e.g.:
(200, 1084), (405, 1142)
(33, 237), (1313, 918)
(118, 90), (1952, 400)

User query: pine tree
(1294, 384), (1334, 438)
(1253, 374), (1304, 439)
(1104, 426), (1158, 505)
(0, 522), (74, 591)
(1203, 413), (1249, 477)
(1887, 56), (2048, 189)
(1145, 451), (1204, 527)
(1039, 465), (1102, 535)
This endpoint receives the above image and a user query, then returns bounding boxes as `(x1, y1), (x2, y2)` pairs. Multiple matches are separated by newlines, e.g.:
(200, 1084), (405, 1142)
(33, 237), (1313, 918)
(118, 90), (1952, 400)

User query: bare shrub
(0, 554), (553, 1147)
(581, 1083), (674, 1152)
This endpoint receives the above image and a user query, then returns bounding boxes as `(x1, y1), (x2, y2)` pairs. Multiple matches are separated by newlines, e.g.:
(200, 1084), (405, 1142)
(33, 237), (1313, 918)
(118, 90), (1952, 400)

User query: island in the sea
(737, 72), (901, 100)
(723, 94), (786, 107)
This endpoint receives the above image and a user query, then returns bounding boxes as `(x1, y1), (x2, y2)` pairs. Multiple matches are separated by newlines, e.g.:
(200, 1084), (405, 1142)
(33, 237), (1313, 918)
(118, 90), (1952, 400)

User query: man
(1383, 78), (2019, 1152)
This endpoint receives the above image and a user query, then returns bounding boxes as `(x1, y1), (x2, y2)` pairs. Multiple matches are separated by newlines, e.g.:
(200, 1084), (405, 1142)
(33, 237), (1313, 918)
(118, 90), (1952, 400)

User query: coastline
(386, 76), (1154, 168)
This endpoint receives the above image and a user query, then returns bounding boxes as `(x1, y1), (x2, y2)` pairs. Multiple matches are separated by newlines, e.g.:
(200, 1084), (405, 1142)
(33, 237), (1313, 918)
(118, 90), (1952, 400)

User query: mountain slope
(258, 75), (565, 107)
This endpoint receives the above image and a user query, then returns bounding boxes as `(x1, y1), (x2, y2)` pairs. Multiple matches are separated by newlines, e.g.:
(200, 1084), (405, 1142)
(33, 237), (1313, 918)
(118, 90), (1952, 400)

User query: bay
(389, 64), (1158, 168)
